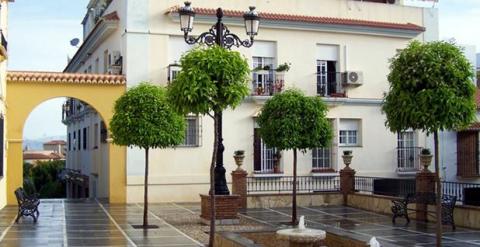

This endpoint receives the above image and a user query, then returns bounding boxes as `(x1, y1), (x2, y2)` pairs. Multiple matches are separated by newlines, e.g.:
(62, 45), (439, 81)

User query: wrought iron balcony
(316, 72), (346, 97)
(397, 146), (422, 172)
(251, 70), (285, 96)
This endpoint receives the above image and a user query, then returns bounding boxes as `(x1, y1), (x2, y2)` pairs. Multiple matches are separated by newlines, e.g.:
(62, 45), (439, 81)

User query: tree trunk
(143, 148), (149, 227)
(208, 113), (219, 247)
(434, 132), (442, 247)
(292, 148), (298, 225)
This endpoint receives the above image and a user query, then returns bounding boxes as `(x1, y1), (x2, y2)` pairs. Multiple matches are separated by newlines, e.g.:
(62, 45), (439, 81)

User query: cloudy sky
(8, 0), (480, 140)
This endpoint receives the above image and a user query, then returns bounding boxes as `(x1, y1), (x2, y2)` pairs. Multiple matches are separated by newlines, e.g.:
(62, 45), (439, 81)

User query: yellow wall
(5, 79), (126, 205)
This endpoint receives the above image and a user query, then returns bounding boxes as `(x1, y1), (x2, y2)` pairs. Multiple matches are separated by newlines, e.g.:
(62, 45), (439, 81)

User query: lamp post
(178, 2), (260, 195)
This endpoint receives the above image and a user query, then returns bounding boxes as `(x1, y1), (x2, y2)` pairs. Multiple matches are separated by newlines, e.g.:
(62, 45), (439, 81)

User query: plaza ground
(1, 199), (480, 246)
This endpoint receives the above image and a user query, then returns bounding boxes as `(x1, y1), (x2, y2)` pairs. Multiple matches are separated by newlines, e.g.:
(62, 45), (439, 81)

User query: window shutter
(254, 128), (261, 171)
(457, 131), (479, 177)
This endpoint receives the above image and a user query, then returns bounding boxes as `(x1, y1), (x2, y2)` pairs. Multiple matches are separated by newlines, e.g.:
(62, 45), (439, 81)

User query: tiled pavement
(2, 199), (480, 246)
(0, 199), (203, 247)
(240, 205), (480, 247)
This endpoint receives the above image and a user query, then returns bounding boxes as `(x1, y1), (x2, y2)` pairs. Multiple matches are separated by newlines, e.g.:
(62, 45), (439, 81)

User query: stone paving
(0, 199), (202, 247)
(241, 205), (480, 247)
(1, 199), (480, 246)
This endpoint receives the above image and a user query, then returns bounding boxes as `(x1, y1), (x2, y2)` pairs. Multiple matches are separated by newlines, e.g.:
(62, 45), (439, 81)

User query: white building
(438, 45), (480, 184)
(64, 0), (439, 202)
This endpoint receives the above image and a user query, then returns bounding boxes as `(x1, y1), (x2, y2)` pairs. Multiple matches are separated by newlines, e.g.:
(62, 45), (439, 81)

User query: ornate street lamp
(178, 2), (260, 195)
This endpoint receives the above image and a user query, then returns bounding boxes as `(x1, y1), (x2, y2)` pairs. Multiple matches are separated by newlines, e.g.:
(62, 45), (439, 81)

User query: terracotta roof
(7, 71), (126, 85)
(102, 11), (119, 21)
(464, 122), (480, 131)
(23, 152), (62, 160)
(167, 6), (425, 32)
(44, 140), (67, 145)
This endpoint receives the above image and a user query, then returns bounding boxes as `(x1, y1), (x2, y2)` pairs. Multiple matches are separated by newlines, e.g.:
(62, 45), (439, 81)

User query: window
(100, 121), (108, 143)
(168, 64), (181, 83)
(316, 44), (341, 97)
(457, 131), (480, 177)
(73, 131), (76, 150)
(77, 129), (81, 150)
(103, 49), (109, 73)
(312, 147), (332, 170)
(253, 128), (278, 173)
(397, 131), (420, 171)
(339, 119), (360, 146)
(181, 116), (200, 147)
(94, 123), (99, 148)
(83, 128), (87, 150)
(95, 58), (99, 73)
(252, 56), (275, 96)
(68, 133), (71, 151)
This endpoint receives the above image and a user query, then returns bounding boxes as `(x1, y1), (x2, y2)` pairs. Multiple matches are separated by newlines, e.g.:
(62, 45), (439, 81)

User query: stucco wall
(66, 0), (438, 203)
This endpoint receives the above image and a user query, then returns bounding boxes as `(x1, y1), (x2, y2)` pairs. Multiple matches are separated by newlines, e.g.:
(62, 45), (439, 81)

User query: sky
(9, 0), (480, 140)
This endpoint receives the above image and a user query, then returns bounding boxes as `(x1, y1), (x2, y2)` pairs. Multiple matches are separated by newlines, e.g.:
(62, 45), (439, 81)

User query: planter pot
(419, 154), (433, 171)
(342, 154), (353, 168)
(233, 154), (245, 171)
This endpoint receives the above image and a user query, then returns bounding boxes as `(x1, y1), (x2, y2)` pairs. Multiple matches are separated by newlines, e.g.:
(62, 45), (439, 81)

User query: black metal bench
(14, 187), (40, 223)
(391, 192), (456, 229)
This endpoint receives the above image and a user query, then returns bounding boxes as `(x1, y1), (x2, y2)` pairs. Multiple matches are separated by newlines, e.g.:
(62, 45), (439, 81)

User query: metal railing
(442, 181), (480, 205)
(316, 72), (345, 97)
(397, 147), (422, 172)
(355, 176), (416, 197)
(247, 176), (340, 194)
(251, 70), (284, 96)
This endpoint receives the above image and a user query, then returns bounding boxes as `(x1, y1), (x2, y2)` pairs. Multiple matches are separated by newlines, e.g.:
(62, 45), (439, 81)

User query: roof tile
(7, 71), (126, 85)
(167, 6), (425, 32)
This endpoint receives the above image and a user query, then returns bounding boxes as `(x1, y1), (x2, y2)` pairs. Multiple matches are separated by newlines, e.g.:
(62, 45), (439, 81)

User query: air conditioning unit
(342, 71), (363, 86)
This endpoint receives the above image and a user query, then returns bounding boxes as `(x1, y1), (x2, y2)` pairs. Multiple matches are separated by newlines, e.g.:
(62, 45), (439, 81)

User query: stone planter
(342, 153), (353, 168)
(233, 152), (245, 171)
(419, 154), (433, 171)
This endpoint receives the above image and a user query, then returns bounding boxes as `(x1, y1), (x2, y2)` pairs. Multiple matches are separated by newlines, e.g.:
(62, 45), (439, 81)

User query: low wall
(215, 230), (375, 247)
(347, 193), (480, 229)
(247, 192), (343, 208)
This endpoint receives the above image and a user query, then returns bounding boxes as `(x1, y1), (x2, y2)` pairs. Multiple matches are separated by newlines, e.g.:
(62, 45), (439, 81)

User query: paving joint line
(134, 203), (204, 246)
(171, 203), (197, 215)
(0, 215), (18, 242)
(96, 199), (137, 247)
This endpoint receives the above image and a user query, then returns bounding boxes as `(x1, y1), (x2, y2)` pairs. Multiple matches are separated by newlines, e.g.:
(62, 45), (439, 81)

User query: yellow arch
(5, 71), (126, 205)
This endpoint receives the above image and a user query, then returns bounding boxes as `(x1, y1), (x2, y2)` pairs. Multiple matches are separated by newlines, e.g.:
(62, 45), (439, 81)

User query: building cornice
(166, 6), (425, 38)
(64, 11), (119, 72)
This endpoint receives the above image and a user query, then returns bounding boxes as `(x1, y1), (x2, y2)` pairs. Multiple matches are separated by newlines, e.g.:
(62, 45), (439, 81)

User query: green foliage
(110, 83), (186, 149)
(383, 41), (476, 133)
(24, 160), (65, 198)
(168, 45), (250, 114)
(23, 162), (33, 178)
(257, 89), (333, 151)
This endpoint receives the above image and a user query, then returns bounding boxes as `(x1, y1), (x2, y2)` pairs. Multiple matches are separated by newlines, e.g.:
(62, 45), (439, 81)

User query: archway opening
(22, 97), (110, 200)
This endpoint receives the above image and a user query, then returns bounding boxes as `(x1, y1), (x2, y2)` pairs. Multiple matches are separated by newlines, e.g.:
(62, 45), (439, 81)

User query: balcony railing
(247, 175), (340, 194)
(442, 181), (480, 205)
(355, 176), (416, 197)
(316, 72), (345, 97)
(397, 147), (422, 172)
(252, 70), (284, 96)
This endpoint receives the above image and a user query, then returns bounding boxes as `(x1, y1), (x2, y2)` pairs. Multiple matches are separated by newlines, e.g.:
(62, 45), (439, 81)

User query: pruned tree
(110, 83), (185, 228)
(382, 41), (476, 246)
(257, 89), (333, 225)
(168, 45), (250, 246)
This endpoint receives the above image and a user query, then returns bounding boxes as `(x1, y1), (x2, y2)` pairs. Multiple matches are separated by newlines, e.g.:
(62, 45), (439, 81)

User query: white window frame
(397, 130), (419, 171)
(252, 56), (275, 95)
(339, 119), (361, 146)
(312, 147), (332, 170)
(179, 116), (201, 147)
(259, 140), (277, 173)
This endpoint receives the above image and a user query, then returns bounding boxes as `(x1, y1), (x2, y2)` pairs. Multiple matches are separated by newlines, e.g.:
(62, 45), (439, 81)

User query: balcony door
(316, 60), (337, 96)
(254, 128), (277, 174)
(397, 131), (419, 171)
(252, 57), (275, 96)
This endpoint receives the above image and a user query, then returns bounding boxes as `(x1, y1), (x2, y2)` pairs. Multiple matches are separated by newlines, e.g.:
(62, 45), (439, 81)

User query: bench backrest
(14, 188), (25, 205)
(406, 192), (457, 207)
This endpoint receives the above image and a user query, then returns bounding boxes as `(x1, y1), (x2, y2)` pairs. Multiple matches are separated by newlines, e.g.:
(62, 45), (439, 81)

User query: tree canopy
(382, 41), (476, 133)
(257, 89), (333, 151)
(167, 45), (250, 114)
(110, 83), (186, 149)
